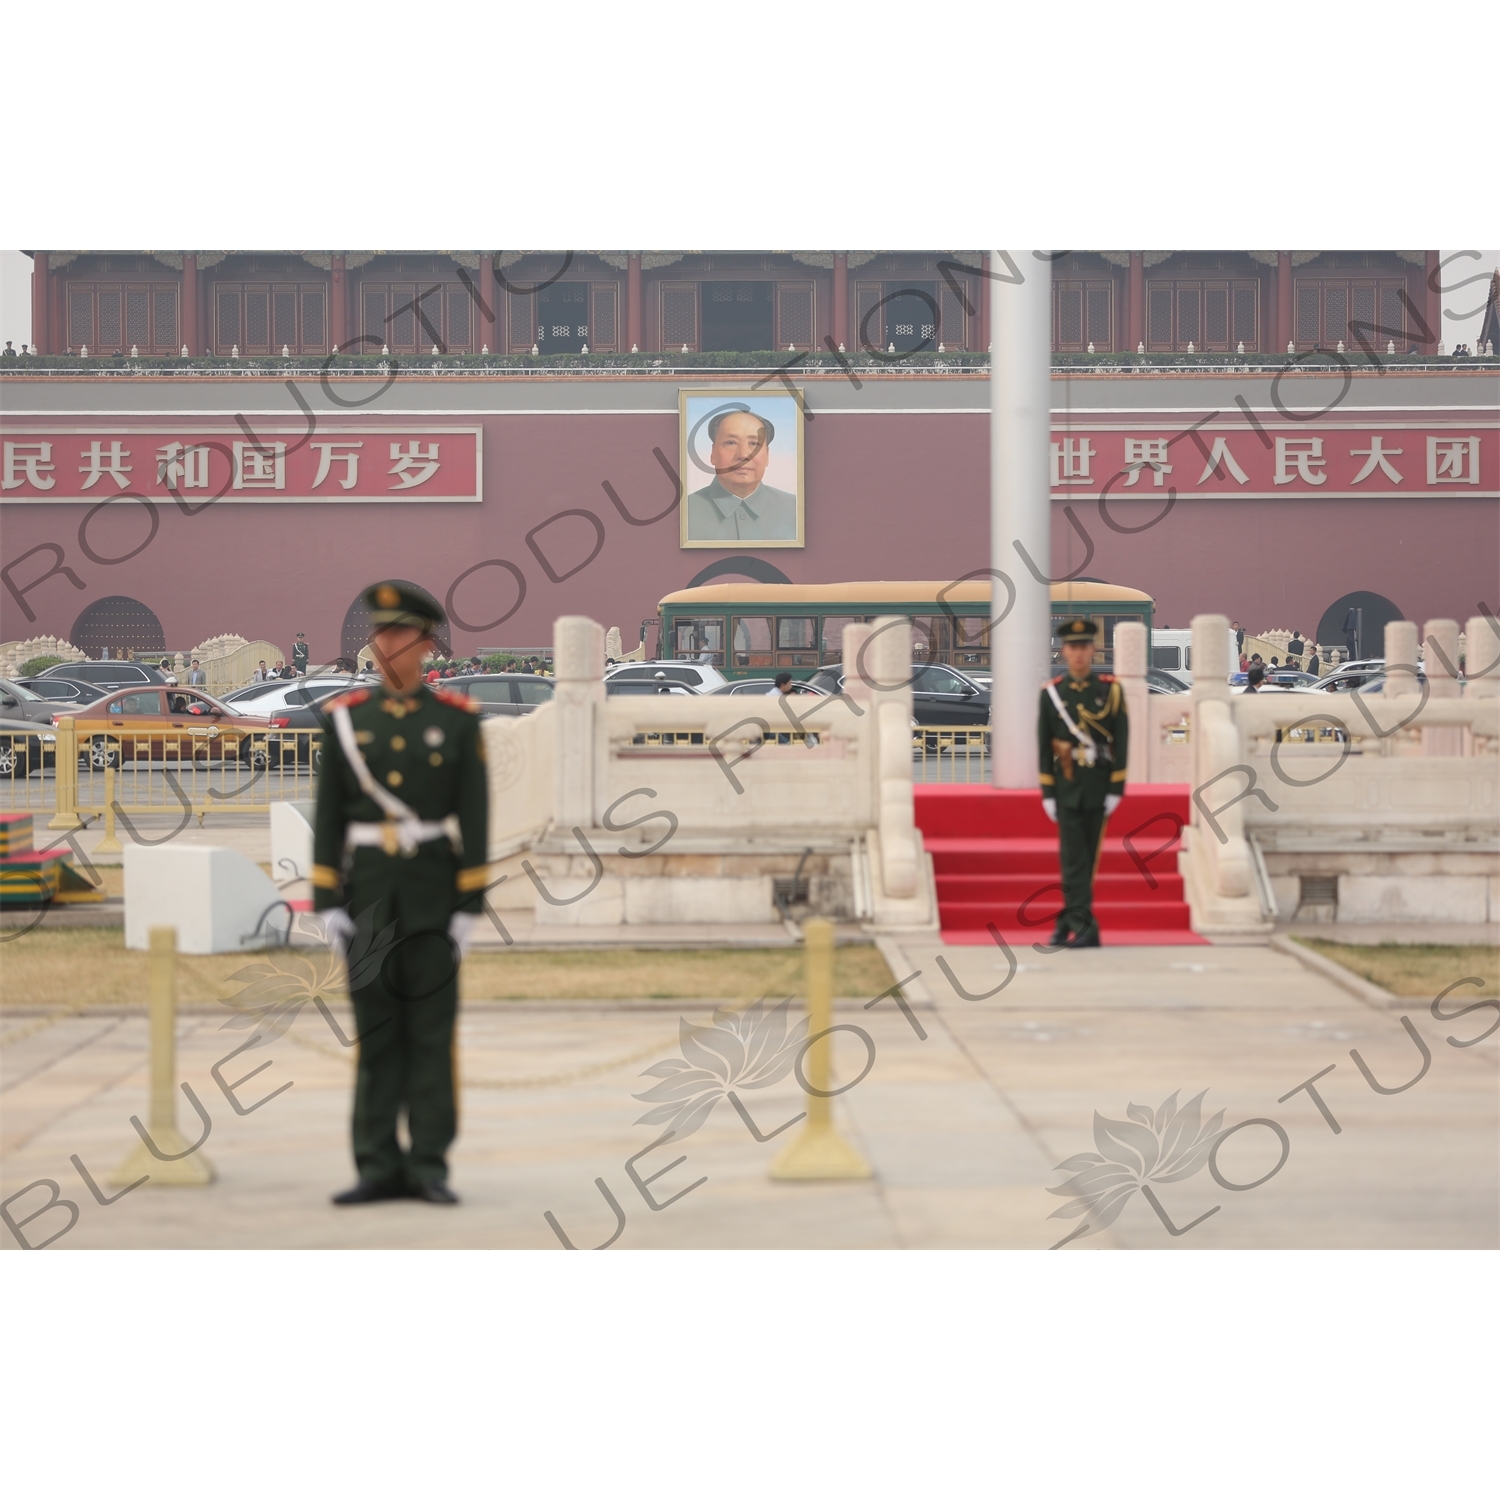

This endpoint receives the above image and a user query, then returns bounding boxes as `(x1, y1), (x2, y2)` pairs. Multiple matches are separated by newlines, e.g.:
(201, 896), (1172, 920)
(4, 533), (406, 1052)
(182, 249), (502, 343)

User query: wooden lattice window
(1295, 278), (1407, 350)
(214, 282), (330, 354)
(590, 283), (618, 351)
(776, 282), (814, 350)
(939, 283), (968, 348)
(358, 282), (473, 354)
(65, 283), (180, 354)
(661, 282), (698, 350)
(1148, 278), (1260, 351)
(1053, 279), (1113, 351)
(855, 281), (883, 350)
(508, 290), (533, 351)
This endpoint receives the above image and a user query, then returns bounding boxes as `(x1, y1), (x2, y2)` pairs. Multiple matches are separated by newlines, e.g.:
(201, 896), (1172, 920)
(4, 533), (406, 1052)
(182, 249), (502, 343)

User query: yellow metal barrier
(911, 725), (991, 784)
(14, 718), (322, 826)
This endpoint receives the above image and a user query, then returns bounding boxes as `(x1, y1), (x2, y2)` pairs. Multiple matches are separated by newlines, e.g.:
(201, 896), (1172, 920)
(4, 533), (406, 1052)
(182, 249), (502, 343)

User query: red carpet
(914, 784), (1206, 946)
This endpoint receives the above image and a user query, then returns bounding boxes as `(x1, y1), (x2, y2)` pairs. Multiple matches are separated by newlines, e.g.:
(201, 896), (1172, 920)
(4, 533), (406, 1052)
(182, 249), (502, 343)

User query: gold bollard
(94, 762), (123, 855)
(110, 926), (214, 1186)
(770, 918), (872, 1180)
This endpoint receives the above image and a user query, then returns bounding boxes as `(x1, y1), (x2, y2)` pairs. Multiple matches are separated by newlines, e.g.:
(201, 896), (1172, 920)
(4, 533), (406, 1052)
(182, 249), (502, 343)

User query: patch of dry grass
(0, 929), (895, 1009)
(1297, 939), (1498, 998)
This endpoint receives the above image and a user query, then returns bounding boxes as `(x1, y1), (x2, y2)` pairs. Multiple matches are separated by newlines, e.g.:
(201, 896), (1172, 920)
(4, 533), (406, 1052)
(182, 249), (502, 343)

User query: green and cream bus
(655, 581), (1154, 680)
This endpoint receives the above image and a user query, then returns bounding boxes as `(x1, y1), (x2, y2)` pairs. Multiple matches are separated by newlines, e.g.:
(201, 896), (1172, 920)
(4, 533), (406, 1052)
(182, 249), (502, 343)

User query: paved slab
(2, 938), (1495, 1250)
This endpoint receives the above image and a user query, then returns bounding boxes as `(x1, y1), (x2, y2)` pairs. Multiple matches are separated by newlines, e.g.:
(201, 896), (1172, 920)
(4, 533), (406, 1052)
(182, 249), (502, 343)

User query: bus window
(673, 616), (725, 664)
(909, 616), (949, 662)
(776, 617), (818, 668)
(818, 616), (864, 665)
(1152, 646), (1181, 670)
(731, 617), (774, 669)
(951, 614), (989, 668)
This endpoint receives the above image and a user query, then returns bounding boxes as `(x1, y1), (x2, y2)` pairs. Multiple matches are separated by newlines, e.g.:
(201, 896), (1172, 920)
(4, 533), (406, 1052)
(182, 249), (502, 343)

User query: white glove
(1104, 793), (1123, 815)
(1042, 798), (1058, 823)
(448, 911), (479, 954)
(315, 907), (356, 956)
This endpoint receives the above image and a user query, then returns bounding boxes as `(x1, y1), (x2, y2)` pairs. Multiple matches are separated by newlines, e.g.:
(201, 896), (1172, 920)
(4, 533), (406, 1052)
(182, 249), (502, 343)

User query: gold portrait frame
(679, 387), (806, 549)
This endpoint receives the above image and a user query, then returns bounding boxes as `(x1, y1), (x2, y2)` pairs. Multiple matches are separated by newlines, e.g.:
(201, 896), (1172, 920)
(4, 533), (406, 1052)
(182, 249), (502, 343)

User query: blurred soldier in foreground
(313, 583), (489, 1204)
(1037, 617), (1128, 949)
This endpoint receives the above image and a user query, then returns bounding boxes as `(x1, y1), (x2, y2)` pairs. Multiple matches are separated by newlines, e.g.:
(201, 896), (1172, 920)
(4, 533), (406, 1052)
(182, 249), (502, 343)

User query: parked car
(706, 678), (830, 697)
(605, 680), (698, 696)
(222, 673), (376, 711)
(36, 660), (167, 690)
(0, 718), (56, 777)
(440, 674), (555, 717)
(64, 687), (278, 768)
(1309, 660), (1405, 693)
(808, 663), (990, 726)
(1145, 668), (1189, 694)
(0, 677), (66, 724)
(605, 661), (729, 692)
(15, 675), (109, 707)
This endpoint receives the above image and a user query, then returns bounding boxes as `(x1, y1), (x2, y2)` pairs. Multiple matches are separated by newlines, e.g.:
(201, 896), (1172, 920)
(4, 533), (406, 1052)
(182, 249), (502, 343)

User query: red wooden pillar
(31, 252), (50, 353)
(1127, 252), (1144, 351)
(330, 254), (347, 350)
(1423, 249), (1441, 351)
(1275, 251), (1293, 352)
(181, 253), (198, 354)
(478, 253), (497, 351)
(832, 252), (848, 348)
(627, 254), (643, 350)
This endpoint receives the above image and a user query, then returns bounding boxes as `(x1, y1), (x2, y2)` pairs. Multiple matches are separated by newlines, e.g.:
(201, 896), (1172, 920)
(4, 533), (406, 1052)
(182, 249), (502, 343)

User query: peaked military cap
(363, 580), (446, 632)
(1057, 617), (1099, 642)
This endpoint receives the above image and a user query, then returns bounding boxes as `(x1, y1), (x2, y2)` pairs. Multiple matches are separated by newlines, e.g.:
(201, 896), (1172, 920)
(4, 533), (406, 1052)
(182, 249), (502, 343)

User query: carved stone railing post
(553, 616), (604, 829)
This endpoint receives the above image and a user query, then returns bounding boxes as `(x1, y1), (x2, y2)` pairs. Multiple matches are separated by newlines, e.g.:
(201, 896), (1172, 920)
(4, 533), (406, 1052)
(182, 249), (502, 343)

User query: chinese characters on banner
(1047, 423), (1493, 497)
(0, 428), (481, 501)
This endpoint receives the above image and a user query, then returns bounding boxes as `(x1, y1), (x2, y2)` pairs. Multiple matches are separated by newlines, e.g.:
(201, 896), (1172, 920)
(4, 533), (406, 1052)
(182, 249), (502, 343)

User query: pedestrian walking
(313, 581), (490, 1206)
(1037, 618), (1128, 950)
(186, 659), (206, 685)
(252, 660), (269, 682)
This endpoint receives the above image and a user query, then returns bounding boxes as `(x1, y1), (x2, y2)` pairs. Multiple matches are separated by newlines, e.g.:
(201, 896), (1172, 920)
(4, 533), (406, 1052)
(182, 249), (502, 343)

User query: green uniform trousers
(1057, 801), (1109, 942)
(348, 889), (459, 1187)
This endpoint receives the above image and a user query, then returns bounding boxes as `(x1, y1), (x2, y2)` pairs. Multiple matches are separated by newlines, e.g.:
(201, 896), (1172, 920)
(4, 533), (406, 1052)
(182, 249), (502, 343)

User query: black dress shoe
(1070, 928), (1101, 948)
(332, 1177), (410, 1205)
(408, 1180), (459, 1205)
(1049, 921), (1071, 947)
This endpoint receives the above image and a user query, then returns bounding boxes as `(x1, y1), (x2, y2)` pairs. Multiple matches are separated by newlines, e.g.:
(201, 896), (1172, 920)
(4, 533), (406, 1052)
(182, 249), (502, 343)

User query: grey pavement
(3, 937), (1495, 1250)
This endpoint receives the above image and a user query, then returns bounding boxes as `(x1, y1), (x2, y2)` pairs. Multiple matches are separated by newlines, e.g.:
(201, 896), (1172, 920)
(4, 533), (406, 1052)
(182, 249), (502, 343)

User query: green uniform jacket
(312, 682), (490, 921)
(1036, 672), (1129, 809)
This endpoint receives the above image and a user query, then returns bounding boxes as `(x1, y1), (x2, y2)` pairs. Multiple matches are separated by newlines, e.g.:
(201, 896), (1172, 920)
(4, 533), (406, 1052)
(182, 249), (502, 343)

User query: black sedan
(35, 660), (167, 690)
(808, 663), (990, 726)
(15, 675), (109, 708)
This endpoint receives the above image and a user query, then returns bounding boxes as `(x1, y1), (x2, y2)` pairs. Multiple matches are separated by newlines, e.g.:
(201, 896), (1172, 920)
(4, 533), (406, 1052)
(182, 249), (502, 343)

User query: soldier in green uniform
(312, 582), (490, 1204)
(1036, 617), (1128, 949)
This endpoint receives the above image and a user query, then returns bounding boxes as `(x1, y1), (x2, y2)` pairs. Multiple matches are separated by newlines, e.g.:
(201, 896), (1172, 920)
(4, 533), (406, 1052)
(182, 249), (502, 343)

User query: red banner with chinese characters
(0, 426), (481, 502)
(1048, 420), (1494, 499)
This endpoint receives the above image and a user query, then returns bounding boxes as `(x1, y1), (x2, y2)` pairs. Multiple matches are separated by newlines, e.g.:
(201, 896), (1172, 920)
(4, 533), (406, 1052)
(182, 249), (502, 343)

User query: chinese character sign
(0, 428), (481, 501)
(1043, 422), (1494, 498)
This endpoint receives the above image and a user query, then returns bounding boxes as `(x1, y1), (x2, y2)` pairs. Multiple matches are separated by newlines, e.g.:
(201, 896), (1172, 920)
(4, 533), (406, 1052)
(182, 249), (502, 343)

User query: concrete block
(125, 844), (286, 953)
(623, 875), (776, 925)
(1336, 874), (1489, 925)
(270, 800), (314, 883)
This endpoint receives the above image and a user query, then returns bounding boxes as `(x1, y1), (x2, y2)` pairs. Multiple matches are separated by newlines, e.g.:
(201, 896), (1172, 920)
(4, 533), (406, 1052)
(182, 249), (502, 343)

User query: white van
(1150, 626), (1237, 687)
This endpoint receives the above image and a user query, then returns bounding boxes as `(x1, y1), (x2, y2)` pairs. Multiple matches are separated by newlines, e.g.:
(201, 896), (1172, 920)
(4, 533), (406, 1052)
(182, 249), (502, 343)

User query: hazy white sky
(5, 247), (1494, 353)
